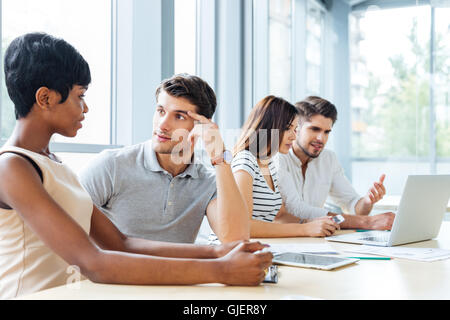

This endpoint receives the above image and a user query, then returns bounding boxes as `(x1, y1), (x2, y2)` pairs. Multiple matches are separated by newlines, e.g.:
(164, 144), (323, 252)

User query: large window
(265, 0), (326, 103)
(0, 0), (113, 172)
(434, 7), (450, 160)
(1, 0), (112, 146)
(268, 0), (292, 100)
(305, 0), (325, 96)
(174, 0), (197, 75)
(350, 4), (450, 196)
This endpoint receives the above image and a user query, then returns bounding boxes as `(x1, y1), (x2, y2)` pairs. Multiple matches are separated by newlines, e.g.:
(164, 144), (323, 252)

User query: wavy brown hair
(233, 95), (298, 159)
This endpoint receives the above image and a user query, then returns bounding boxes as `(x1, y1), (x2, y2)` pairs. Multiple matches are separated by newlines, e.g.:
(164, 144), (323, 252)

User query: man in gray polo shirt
(80, 74), (248, 244)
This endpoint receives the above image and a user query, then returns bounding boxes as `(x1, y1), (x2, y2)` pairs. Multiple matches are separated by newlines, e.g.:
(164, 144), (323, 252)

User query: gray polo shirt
(79, 141), (217, 243)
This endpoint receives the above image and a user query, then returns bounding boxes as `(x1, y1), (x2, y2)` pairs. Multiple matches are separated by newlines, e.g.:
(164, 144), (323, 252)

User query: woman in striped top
(232, 150), (282, 222)
(232, 96), (339, 238)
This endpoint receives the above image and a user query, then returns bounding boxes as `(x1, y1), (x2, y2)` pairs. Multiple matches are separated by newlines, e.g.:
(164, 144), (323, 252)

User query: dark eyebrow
(309, 126), (332, 133)
(155, 105), (189, 115)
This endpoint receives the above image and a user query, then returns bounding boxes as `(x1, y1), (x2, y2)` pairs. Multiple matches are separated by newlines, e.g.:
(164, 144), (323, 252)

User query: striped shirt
(208, 150), (283, 244)
(232, 150), (282, 222)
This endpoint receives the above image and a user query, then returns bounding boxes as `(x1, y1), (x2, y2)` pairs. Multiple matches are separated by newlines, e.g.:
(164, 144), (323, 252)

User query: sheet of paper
(268, 243), (338, 255)
(345, 245), (450, 262)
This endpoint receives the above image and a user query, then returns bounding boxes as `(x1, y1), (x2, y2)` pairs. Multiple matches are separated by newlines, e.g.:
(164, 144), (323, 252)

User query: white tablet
(272, 252), (358, 271)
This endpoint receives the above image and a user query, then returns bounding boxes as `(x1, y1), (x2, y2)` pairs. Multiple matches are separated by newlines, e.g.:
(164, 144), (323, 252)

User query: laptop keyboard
(359, 232), (390, 242)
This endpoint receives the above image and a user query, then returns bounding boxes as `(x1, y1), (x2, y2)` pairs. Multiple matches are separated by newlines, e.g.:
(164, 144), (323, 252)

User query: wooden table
(19, 222), (450, 300)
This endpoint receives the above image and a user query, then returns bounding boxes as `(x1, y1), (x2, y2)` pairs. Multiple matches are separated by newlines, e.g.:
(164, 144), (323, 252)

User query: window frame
(253, 0), (328, 103)
(305, 0), (327, 97)
(349, 2), (447, 175)
(0, 0), (123, 153)
(0, 0), (176, 152)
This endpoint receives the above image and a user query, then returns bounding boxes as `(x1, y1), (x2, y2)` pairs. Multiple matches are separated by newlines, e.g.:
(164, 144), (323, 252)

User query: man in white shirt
(278, 96), (395, 230)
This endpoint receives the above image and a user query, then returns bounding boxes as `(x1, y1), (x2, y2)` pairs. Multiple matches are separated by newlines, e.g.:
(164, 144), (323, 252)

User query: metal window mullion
(161, 0), (174, 80)
(49, 142), (123, 154)
(197, 0), (217, 120)
(131, 0), (165, 144)
(2, 140), (122, 153)
(110, 0), (118, 146)
(292, 0), (307, 101)
(291, 0), (297, 101)
(253, 0), (269, 103)
(0, 0), (3, 140)
(429, 6), (437, 174)
(196, 0), (215, 82)
(195, 0), (201, 80)
(320, 5), (326, 96)
(242, 0), (253, 121)
(215, 0), (244, 134)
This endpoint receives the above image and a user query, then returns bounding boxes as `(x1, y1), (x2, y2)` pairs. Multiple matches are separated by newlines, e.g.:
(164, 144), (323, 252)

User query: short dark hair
(295, 96), (338, 125)
(155, 73), (217, 119)
(4, 32), (91, 119)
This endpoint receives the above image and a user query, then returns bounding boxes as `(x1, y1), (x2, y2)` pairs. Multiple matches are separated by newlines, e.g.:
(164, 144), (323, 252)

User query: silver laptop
(325, 175), (450, 247)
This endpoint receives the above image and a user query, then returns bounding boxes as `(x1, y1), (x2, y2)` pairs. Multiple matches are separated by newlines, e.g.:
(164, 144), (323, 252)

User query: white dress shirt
(277, 148), (361, 219)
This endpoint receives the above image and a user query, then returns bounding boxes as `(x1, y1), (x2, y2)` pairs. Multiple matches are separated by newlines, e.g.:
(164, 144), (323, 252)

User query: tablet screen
(273, 252), (357, 270)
